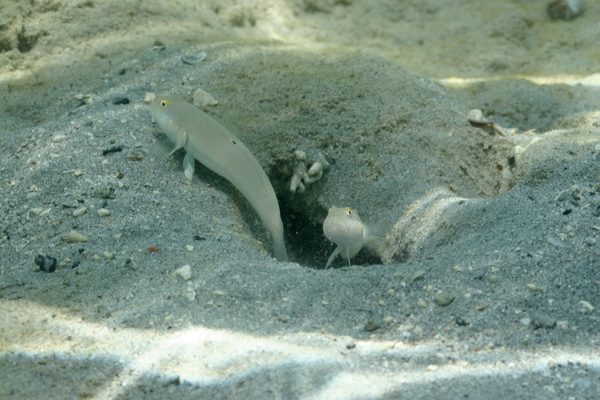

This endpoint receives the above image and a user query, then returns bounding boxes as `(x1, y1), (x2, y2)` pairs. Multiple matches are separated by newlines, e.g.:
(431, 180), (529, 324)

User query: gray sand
(1, 1), (599, 399)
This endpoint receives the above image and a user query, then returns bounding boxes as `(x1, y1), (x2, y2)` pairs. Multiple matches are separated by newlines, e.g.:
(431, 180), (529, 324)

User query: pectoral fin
(183, 152), (195, 181)
(325, 246), (342, 269)
(155, 128), (188, 157)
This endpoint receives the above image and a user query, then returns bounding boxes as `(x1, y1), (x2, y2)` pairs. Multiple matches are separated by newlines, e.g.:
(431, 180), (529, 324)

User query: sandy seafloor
(1, 0), (600, 399)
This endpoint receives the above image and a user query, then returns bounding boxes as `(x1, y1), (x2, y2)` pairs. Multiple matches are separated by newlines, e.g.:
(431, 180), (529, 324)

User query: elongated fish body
(151, 96), (288, 262)
(323, 206), (377, 268)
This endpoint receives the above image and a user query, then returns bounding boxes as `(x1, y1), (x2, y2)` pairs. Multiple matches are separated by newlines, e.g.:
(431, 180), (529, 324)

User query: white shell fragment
(181, 51), (207, 65)
(61, 230), (88, 243)
(580, 300), (595, 312)
(193, 88), (219, 109)
(97, 208), (111, 216)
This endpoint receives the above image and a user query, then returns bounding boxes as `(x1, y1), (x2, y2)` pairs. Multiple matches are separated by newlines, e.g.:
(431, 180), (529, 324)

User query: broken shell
(193, 88), (219, 109)
(61, 230), (88, 243)
(181, 51), (207, 65)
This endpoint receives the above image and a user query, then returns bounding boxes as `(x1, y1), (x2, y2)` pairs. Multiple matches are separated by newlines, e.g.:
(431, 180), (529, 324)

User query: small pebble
(74, 94), (94, 104)
(103, 252), (116, 259)
(34, 255), (57, 273)
(174, 265), (192, 281)
(159, 374), (180, 386)
(417, 299), (427, 308)
(112, 96), (130, 105)
(123, 259), (138, 270)
(144, 92), (156, 104)
(293, 150), (307, 161)
(97, 208), (111, 216)
(530, 311), (556, 329)
(434, 291), (456, 307)
(557, 320), (569, 329)
(547, 0), (583, 21)
(184, 284), (196, 301)
(547, 236), (566, 248)
(527, 284), (537, 292)
(277, 314), (288, 323)
(52, 135), (68, 143)
(364, 320), (381, 331)
(73, 207), (88, 217)
(193, 88), (219, 109)
(185, 245), (194, 251)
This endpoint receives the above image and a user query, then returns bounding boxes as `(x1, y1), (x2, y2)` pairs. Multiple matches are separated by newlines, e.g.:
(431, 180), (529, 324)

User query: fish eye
(160, 100), (170, 107)
(345, 208), (352, 216)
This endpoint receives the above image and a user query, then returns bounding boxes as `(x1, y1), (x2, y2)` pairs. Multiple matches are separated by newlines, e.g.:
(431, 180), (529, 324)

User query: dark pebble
(34, 255), (57, 273)
(91, 186), (116, 199)
(193, 236), (206, 241)
(530, 311), (557, 329)
(364, 320), (381, 331)
(102, 146), (123, 156)
(112, 96), (130, 105)
(456, 317), (468, 326)
(547, 0), (583, 21)
(159, 374), (180, 385)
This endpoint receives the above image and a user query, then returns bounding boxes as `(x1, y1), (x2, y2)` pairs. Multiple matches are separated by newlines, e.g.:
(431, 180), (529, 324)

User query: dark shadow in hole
(281, 203), (382, 270)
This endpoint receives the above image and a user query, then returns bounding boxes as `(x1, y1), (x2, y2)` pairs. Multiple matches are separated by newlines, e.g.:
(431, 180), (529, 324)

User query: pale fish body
(323, 206), (378, 268)
(151, 96), (288, 261)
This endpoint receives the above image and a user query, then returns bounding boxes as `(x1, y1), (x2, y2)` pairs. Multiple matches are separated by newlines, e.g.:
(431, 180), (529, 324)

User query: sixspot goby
(151, 96), (288, 262)
(323, 206), (381, 268)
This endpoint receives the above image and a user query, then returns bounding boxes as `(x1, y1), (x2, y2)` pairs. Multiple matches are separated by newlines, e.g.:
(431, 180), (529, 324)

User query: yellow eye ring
(160, 100), (170, 107)
(345, 208), (352, 216)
